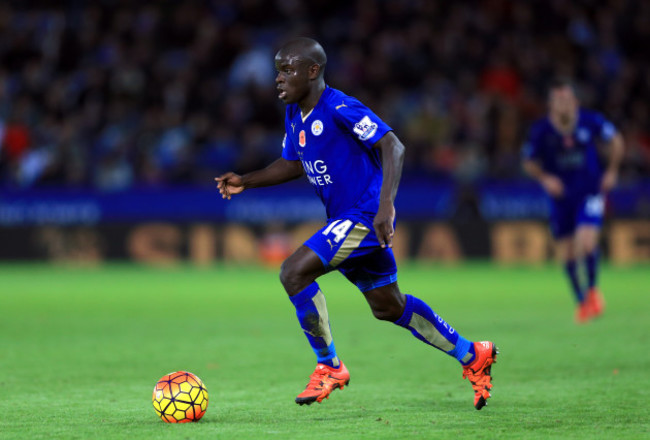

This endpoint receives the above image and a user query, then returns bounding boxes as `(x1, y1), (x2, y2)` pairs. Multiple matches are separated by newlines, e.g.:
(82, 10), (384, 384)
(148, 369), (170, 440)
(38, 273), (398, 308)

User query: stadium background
(2, 2), (650, 439)
(0, 0), (649, 264)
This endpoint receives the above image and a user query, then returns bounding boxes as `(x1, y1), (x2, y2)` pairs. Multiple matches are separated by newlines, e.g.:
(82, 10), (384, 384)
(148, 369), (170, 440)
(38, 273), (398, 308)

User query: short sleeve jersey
(281, 86), (392, 224)
(521, 108), (616, 199)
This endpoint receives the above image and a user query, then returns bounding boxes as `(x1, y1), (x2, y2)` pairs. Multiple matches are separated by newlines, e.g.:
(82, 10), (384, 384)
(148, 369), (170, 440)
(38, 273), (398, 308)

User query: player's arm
(521, 128), (564, 197)
(215, 158), (304, 200)
(600, 132), (624, 193)
(373, 131), (405, 248)
(522, 159), (564, 197)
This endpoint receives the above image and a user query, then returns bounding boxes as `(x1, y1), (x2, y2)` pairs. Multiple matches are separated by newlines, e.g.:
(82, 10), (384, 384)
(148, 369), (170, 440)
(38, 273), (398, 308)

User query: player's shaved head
(276, 37), (327, 76)
(274, 37), (327, 107)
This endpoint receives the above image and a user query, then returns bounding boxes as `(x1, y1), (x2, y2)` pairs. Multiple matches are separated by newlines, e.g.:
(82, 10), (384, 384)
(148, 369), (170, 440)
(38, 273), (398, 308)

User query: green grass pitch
(1, 262), (648, 439)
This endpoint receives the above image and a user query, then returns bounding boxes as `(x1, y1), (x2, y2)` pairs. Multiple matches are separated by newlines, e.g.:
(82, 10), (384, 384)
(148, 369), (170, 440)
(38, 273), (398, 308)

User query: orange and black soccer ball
(152, 371), (209, 423)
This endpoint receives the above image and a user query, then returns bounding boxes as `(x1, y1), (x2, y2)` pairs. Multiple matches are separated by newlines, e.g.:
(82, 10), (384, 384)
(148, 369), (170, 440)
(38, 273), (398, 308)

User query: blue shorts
(550, 194), (604, 239)
(304, 216), (398, 293)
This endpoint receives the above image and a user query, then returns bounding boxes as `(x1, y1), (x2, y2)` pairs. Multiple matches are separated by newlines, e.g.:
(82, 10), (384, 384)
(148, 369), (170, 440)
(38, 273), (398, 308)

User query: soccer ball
(152, 371), (209, 423)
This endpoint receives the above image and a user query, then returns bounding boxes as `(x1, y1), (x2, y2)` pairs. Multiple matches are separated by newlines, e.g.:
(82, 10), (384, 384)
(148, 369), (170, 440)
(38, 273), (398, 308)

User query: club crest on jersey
(353, 115), (378, 141)
(299, 129), (306, 147)
(311, 120), (324, 136)
(577, 128), (590, 143)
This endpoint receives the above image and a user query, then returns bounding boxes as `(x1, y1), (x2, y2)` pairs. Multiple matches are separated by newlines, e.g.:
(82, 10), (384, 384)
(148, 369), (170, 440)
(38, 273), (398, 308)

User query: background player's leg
(575, 225), (600, 291)
(575, 224), (605, 316)
(362, 282), (476, 365)
(556, 237), (584, 303)
(280, 245), (340, 367)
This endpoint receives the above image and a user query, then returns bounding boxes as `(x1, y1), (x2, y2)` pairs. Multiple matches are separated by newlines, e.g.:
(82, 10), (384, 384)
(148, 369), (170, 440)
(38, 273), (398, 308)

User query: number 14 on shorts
(322, 220), (354, 243)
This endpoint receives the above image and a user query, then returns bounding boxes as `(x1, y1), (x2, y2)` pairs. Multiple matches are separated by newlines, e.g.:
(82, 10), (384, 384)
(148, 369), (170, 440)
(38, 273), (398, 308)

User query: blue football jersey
(522, 108), (616, 199)
(281, 86), (392, 225)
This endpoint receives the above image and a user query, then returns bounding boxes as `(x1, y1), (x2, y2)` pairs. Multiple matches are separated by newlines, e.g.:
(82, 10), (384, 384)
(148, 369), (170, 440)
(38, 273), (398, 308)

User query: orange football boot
(295, 362), (350, 405)
(586, 287), (605, 318)
(462, 341), (498, 410)
(575, 300), (592, 324)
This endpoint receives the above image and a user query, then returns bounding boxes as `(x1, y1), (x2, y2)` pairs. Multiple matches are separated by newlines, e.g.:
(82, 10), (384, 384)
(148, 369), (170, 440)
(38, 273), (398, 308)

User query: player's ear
(308, 63), (321, 80)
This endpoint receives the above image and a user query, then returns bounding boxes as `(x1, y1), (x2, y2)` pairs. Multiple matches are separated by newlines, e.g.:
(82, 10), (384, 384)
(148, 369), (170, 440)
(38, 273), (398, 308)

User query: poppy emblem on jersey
(299, 130), (306, 147)
(563, 135), (574, 149)
(311, 120), (324, 136)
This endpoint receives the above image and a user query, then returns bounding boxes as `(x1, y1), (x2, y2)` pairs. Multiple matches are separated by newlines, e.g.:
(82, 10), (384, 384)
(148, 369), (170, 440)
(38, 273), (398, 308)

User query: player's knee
(365, 286), (405, 322)
(279, 260), (309, 294)
(279, 261), (295, 290)
(369, 300), (405, 322)
(370, 305), (402, 322)
(583, 241), (598, 255)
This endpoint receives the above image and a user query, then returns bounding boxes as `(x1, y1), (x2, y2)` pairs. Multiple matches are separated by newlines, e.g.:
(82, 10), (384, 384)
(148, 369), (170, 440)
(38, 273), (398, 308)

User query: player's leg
(363, 281), (477, 364)
(557, 235), (591, 322)
(575, 194), (606, 317)
(367, 283), (497, 410)
(280, 245), (339, 367)
(341, 249), (497, 410)
(556, 237), (584, 303)
(551, 202), (588, 321)
(575, 224), (600, 289)
(281, 231), (351, 405)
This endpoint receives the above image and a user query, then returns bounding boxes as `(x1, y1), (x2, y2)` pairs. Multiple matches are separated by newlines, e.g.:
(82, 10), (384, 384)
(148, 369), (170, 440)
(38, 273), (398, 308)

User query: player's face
(274, 52), (313, 104)
(548, 86), (578, 123)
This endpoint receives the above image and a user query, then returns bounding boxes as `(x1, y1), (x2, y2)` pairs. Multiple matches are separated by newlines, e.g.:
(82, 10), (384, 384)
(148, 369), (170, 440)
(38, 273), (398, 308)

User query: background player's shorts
(550, 193), (604, 239)
(304, 217), (397, 293)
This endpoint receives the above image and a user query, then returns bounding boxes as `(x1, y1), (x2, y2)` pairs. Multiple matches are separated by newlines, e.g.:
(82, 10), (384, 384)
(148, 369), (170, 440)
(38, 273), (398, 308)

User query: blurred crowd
(0, 0), (648, 191)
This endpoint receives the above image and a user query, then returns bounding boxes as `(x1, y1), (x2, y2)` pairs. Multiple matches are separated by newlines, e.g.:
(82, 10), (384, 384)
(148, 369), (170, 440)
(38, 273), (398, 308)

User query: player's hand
(373, 203), (395, 248)
(540, 174), (564, 197)
(601, 169), (618, 193)
(215, 172), (245, 200)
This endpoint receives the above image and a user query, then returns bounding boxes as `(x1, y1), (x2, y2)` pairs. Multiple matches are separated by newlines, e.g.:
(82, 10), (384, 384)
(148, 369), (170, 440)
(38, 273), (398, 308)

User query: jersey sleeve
(521, 122), (543, 161)
(591, 111), (617, 143)
(332, 97), (392, 148)
(281, 113), (299, 161)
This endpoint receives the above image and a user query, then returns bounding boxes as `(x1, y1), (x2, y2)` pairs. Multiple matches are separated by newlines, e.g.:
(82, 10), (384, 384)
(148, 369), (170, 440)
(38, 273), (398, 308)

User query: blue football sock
(585, 250), (599, 289)
(564, 260), (584, 303)
(289, 282), (340, 368)
(394, 294), (475, 365)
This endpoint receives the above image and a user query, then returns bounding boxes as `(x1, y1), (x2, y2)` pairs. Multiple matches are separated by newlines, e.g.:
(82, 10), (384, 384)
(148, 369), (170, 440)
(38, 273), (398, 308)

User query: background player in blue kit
(216, 38), (498, 410)
(522, 78), (624, 323)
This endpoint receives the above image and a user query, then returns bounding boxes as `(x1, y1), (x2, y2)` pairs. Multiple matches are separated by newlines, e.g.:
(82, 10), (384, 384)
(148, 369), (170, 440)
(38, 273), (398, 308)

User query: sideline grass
(1, 262), (648, 439)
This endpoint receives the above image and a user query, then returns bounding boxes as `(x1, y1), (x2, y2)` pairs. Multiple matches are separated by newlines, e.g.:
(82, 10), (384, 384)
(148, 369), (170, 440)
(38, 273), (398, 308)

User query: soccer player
(522, 78), (624, 323)
(216, 37), (497, 410)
